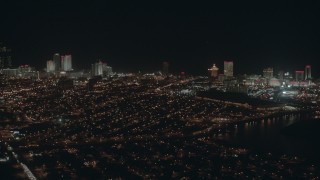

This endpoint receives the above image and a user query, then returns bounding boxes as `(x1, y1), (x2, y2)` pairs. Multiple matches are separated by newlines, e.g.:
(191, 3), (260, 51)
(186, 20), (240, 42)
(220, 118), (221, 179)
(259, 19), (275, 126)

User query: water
(218, 113), (320, 162)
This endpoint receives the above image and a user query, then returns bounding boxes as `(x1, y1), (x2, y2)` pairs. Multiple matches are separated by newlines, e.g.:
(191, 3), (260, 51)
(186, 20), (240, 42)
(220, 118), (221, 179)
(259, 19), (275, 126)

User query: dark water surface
(219, 113), (320, 162)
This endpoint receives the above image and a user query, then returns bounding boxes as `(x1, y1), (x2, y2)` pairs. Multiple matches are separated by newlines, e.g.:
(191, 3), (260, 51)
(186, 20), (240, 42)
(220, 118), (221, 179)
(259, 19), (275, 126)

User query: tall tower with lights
(208, 64), (219, 77)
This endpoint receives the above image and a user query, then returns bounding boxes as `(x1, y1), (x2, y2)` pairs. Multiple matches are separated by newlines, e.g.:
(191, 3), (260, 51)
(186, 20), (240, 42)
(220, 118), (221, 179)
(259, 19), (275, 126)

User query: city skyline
(1, 1), (320, 75)
(2, 47), (318, 80)
(2, 1), (320, 178)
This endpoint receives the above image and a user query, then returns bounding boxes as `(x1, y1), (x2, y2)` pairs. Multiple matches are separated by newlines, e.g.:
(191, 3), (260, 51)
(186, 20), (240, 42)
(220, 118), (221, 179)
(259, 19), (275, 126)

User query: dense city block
(1, 74), (320, 179)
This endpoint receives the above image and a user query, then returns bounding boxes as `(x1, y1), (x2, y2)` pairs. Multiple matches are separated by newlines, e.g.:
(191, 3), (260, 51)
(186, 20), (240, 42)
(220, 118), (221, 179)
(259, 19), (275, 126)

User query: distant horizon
(1, 1), (320, 76)
(3, 53), (318, 79)
(1, 43), (318, 77)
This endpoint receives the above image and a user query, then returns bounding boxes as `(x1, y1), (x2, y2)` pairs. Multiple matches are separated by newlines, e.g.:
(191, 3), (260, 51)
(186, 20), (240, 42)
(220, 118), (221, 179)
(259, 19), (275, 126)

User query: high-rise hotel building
(92, 61), (105, 76)
(46, 60), (55, 73)
(61, 55), (72, 71)
(91, 60), (113, 77)
(53, 53), (60, 71)
(224, 61), (233, 77)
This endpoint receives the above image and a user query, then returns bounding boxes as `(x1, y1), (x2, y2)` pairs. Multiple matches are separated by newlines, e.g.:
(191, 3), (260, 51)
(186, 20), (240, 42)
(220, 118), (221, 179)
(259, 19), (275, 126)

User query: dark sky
(1, 1), (320, 76)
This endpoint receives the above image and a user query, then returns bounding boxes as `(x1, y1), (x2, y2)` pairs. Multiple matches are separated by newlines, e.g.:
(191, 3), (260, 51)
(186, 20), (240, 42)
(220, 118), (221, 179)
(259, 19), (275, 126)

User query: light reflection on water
(217, 113), (320, 160)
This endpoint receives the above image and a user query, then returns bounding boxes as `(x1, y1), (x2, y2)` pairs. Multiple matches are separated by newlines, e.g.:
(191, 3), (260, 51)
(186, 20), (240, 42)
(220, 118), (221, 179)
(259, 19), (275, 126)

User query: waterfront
(217, 113), (320, 162)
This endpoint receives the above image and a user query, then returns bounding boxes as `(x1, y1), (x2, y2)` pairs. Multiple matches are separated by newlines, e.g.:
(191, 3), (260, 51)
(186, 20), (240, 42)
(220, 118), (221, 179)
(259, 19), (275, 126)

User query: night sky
(1, 1), (320, 76)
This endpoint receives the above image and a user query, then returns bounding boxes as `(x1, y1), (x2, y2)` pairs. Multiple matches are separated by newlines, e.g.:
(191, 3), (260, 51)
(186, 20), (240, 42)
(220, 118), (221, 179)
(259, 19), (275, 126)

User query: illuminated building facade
(263, 68), (273, 79)
(295, 70), (304, 81)
(0, 43), (12, 69)
(53, 53), (60, 71)
(92, 61), (105, 76)
(1, 68), (18, 76)
(284, 72), (292, 79)
(305, 65), (311, 80)
(104, 66), (113, 77)
(61, 55), (72, 71)
(208, 64), (219, 77)
(18, 65), (33, 73)
(268, 77), (281, 87)
(224, 61), (233, 77)
(47, 60), (55, 73)
(0, 64), (35, 77)
(91, 61), (113, 77)
(18, 65), (36, 77)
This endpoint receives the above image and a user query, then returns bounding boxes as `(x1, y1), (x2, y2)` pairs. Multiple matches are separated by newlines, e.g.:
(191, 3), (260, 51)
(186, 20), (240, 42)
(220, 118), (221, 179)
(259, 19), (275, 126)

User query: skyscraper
(61, 55), (72, 71)
(162, 62), (169, 75)
(305, 65), (311, 80)
(92, 61), (105, 76)
(224, 61), (233, 77)
(91, 61), (113, 77)
(208, 64), (219, 77)
(53, 53), (60, 72)
(46, 60), (55, 73)
(0, 43), (12, 69)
